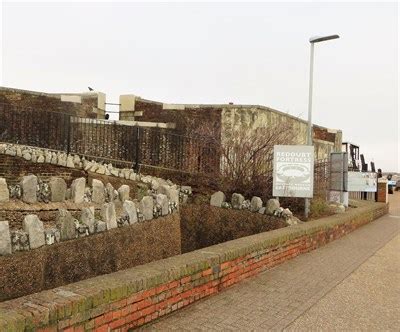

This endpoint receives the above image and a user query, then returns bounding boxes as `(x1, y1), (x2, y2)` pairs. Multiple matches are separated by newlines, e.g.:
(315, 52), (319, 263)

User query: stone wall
(0, 200), (388, 330)
(0, 212), (181, 301)
(0, 86), (105, 118)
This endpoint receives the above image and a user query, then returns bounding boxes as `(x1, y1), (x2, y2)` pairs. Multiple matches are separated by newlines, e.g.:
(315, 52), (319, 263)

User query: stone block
(123, 200), (138, 224)
(106, 183), (116, 202)
(139, 196), (154, 221)
(158, 185), (179, 207)
(0, 220), (12, 255)
(71, 177), (86, 204)
(57, 209), (77, 241)
(92, 179), (105, 204)
(45, 228), (60, 245)
(21, 175), (38, 203)
(101, 202), (117, 230)
(231, 193), (245, 209)
(49, 177), (67, 202)
(96, 220), (107, 232)
(118, 185), (130, 202)
(250, 196), (263, 212)
(210, 191), (226, 207)
(0, 178), (9, 202)
(156, 193), (169, 216)
(266, 199), (280, 215)
(23, 215), (45, 249)
(81, 207), (96, 234)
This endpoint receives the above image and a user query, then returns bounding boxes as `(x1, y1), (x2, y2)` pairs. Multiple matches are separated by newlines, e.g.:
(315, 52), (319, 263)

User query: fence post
(134, 126), (140, 173)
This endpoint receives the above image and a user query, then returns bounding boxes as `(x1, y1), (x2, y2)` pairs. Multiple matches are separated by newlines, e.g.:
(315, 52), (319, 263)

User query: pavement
(142, 193), (400, 331)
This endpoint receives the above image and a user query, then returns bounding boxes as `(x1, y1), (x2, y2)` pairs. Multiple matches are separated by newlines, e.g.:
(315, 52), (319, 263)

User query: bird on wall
(88, 87), (94, 91)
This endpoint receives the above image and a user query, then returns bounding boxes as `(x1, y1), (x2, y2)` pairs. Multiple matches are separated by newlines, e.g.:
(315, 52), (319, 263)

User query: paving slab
(142, 193), (400, 331)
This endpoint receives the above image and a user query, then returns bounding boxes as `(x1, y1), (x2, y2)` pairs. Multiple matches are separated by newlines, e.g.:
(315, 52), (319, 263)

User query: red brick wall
(0, 201), (388, 331)
(0, 154), (86, 185)
(0, 87), (99, 118)
(135, 100), (222, 137)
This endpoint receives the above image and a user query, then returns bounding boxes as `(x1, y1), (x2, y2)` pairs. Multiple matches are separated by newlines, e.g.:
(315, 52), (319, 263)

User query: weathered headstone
(139, 196), (154, 221)
(92, 179), (105, 204)
(123, 200), (138, 224)
(156, 194), (169, 216)
(71, 177), (86, 204)
(96, 220), (107, 232)
(101, 202), (117, 230)
(21, 175), (38, 203)
(57, 209), (77, 241)
(118, 185), (130, 202)
(49, 177), (67, 202)
(81, 207), (96, 234)
(231, 193), (245, 209)
(159, 185), (179, 207)
(266, 199), (280, 215)
(0, 178), (9, 202)
(210, 191), (226, 207)
(23, 215), (45, 249)
(105, 183), (116, 202)
(0, 220), (12, 255)
(250, 196), (263, 212)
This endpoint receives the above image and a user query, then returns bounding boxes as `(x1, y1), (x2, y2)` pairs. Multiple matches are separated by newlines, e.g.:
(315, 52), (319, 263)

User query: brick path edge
(0, 200), (388, 331)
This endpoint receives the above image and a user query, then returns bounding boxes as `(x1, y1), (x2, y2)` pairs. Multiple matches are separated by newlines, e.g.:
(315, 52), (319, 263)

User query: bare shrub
(195, 121), (296, 200)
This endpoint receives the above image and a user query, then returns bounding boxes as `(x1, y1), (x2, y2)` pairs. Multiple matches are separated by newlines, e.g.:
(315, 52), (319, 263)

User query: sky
(1, 1), (399, 172)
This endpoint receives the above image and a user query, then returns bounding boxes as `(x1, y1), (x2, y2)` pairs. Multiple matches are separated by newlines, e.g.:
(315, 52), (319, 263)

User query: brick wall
(0, 87), (103, 118)
(0, 154), (86, 185)
(0, 200), (388, 331)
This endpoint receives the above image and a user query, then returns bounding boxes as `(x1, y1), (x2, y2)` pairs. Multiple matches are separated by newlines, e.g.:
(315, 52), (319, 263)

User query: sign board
(273, 145), (314, 198)
(348, 172), (377, 192)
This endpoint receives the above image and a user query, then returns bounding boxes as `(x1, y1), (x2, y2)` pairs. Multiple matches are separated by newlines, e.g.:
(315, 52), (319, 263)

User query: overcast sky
(1, 1), (399, 172)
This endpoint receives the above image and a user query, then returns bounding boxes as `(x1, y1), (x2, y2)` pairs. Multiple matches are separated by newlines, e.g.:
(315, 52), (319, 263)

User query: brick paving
(141, 193), (400, 331)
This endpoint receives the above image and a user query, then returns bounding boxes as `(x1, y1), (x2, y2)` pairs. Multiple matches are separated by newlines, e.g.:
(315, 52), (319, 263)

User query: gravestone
(139, 196), (154, 221)
(21, 175), (38, 203)
(118, 185), (130, 202)
(23, 215), (45, 249)
(231, 193), (245, 209)
(81, 207), (96, 234)
(0, 220), (12, 255)
(101, 202), (117, 230)
(71, 177), (86, 204)
(49, 177), (67, 202)
(250, 196), (263, 212)
(0, 178), (9, 202)
(210, 191), (226, 207)
(156, 194), (169, 216)
(123, 200), (138, 224)
(92, 179), (105, 204)
(57, 209), (77, 241)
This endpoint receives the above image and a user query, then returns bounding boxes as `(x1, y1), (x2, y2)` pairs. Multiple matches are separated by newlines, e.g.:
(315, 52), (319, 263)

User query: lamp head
(309, 35), (340, 43)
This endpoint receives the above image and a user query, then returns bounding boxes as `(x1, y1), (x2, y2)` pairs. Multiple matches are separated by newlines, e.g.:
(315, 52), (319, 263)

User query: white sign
(348, 172), (377, 192)
(273, 145), (314, 198)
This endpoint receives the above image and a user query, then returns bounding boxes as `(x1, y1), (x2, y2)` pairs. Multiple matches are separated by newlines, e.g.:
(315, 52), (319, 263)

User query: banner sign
(347, 172), (377, 192)
(273, 145), (314, 198)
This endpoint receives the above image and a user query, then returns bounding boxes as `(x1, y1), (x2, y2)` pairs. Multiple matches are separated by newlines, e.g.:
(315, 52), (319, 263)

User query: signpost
(273, 145), (314, 198)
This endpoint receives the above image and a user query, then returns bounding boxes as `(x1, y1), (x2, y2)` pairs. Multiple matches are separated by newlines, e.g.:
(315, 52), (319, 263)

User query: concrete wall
(0, 86), (106, 118)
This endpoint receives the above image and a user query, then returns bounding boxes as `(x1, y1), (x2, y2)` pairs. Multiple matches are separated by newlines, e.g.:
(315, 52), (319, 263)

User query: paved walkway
(142, 193), (400, 331)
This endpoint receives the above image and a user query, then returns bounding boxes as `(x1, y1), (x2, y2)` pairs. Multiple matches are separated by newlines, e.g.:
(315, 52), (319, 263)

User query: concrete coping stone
(0, 200), (387, 328)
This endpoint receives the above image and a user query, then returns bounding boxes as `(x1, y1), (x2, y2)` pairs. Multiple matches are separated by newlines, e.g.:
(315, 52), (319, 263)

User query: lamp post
(305, 34), (339, 219)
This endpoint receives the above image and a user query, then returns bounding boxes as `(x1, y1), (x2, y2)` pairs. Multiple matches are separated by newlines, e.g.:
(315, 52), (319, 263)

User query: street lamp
(307, 34), (340, 145)
(305, 34), (339, 218)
